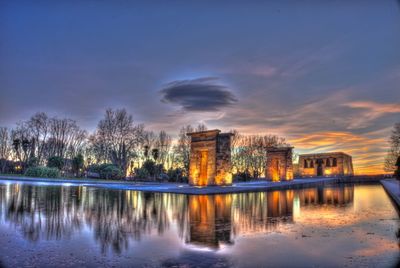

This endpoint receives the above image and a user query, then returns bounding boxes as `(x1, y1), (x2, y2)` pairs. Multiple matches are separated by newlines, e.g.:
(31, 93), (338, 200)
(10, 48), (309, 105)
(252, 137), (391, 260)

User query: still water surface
(0, 181), (398, 267)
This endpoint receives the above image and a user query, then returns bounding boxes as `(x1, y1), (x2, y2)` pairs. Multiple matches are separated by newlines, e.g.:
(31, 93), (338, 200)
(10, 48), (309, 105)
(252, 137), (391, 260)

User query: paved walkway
(0, 175), (340, 195)
(381, 179), (400, 209)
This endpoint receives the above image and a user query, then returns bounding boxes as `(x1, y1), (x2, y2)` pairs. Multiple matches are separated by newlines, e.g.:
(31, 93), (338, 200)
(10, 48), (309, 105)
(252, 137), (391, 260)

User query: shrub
(25, 166), (60, 178)
(135, 160), (165, 180)
(142, 160), (157, 177)
(87, 164), (101, 173)
(167, 168), (187, 183)
(47, 156), (64, 170)
(87, 163), (124, 180)
(27, 157), (39, 168)
(99, 164), (124, 180)
(72, 154), (84, 176)
(135, 167), (150, 179)
(233, 170), (253, 182)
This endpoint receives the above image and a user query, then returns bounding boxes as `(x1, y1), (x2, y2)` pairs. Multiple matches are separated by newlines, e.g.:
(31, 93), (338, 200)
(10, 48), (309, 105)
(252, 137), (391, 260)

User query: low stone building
(265, 147), (294, 182)
(187, 129), (234, 186)
(298, 152), (354, 177)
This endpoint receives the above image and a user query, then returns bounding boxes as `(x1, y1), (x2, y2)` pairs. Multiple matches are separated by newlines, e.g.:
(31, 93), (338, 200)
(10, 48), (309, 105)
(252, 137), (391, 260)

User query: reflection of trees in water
(0, 184), (188, 253)
(83, 190), (188, 253)
(0, 183), (354, 253)
(2, 185), (82, 242)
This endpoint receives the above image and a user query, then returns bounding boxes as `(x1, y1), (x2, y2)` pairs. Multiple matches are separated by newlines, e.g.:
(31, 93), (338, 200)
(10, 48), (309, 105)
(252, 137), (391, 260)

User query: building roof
(265, 146), (294, 152)
(187, 129), (234, 137)
(298, 152), (352, 158)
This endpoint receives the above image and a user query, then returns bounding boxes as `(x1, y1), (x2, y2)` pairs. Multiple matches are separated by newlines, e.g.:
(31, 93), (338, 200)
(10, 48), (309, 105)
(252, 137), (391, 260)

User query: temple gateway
(298, 152), (354, 177)
(187, 129), (354, 186)
(265, 147), (294, 182)
(187, 129), (234, 186)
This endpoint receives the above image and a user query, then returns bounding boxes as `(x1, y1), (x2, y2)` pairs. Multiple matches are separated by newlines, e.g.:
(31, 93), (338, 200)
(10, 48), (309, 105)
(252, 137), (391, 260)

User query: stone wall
(298, 152), (354, 177)
(215, 133), (233, 185)
(265, 147), (294, 181)
(188, 130), (233, 186)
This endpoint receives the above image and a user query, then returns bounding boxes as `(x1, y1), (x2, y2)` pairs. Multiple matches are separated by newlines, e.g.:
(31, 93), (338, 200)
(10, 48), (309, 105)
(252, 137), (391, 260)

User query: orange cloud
(342, 101), (400, 129)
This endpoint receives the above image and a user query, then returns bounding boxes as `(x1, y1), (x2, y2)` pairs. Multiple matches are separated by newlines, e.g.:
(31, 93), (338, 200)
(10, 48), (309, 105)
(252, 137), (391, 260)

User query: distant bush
(134, 160), (165, 180)
(47, 156), (64, 170)
(87, 163), (124, 180)
(167, 168), (187, 183)
(99, 164), (124, 180)
(72, 154), (84, 176)
(27, 157), (39, 168)
(87, 164), (101, 173)
(233, 170), (253, 182)
(25, 166), (60, 178)
(142, 160), (157, 177)
(135, 167), (150, 179)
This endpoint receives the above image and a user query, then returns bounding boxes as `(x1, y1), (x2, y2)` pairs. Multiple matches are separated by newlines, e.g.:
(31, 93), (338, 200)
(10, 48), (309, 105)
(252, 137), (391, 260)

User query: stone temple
(298, 152), (354, 177)
(265, 147), (294, 182)
(187, 129), (234, 186)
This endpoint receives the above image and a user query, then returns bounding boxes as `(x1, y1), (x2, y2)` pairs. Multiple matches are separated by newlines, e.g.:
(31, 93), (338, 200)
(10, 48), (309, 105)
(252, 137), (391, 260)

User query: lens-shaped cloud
(160, 77), (238, 112)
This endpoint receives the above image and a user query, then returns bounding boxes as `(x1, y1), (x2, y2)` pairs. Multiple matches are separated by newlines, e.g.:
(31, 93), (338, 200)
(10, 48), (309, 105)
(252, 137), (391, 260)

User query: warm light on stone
(265, 147), (294, 182)
(298, 152), (354, 177)
(187, 129), (234, 186)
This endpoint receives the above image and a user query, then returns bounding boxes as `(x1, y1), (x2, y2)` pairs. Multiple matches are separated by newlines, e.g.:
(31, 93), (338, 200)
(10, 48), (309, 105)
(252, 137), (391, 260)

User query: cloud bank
(160, 77), (237, 112)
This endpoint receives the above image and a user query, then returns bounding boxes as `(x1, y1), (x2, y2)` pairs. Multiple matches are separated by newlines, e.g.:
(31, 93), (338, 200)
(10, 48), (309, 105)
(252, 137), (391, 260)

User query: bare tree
(156, 130), (172, 168)
(11, 123), (35, 165)
(26, 112), (50, 164)
(231, 130), (288, 178)
(173, 125), (194, 173)
(142, 130), (157, 161)
(43, 118), (86, 160)
(0, 127), (11, 173)
(385, 122), (400, 173)
(195, 123), (207, 132)
(92, 108), (144, 174)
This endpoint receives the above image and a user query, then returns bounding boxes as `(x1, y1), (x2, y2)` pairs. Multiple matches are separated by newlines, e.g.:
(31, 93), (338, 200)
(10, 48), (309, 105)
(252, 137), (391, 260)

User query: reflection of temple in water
(187, 195), (232, 248)
(0, 183), (354, 253)
(298, 185), (354, 206)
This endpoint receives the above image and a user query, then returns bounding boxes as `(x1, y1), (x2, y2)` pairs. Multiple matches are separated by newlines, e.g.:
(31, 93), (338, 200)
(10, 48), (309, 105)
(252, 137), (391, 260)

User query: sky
(1, 1), (399, 174)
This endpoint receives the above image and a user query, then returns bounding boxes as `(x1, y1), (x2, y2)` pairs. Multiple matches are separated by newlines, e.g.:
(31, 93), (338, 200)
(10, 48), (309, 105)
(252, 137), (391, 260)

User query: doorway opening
(317, 159), (323, 176)
(199, 151), (208, 186)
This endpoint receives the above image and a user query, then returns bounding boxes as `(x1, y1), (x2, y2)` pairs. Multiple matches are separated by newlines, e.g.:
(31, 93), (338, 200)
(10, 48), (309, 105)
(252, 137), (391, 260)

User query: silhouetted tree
(0, 127), (11, 173)
(385, 123), (400, 173)
(91, 108), (144, 175)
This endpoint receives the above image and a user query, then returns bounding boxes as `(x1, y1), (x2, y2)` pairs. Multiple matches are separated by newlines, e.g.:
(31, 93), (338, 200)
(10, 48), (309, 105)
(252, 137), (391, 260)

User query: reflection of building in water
(267, 190), (294, 218)
(265, 147), (294, 181)
(231, 191), (294, 236)
(187, 130), (234, 186)
(187, 195), (232, 248)
(298, 152), (354, 177)
(298, 185), (354, 206)
(187, 191), (295, 248)
(0, 182), (354, 253)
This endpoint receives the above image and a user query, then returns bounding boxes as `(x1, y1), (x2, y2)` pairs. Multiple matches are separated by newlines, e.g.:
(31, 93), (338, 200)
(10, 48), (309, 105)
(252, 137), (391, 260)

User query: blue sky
(1, 0), (399, 173)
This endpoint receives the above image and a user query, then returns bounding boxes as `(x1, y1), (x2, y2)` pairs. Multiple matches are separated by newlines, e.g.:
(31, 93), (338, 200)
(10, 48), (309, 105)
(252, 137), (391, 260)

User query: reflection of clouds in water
(162, 249), (233, 268)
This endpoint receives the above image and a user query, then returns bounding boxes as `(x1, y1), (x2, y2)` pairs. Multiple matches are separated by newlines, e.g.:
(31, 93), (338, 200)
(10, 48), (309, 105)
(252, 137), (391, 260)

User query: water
(0, 181), (398, 267)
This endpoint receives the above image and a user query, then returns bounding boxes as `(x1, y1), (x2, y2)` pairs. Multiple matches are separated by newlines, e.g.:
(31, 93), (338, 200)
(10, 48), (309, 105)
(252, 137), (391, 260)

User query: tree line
(384, 122), (400, 178)
(0, 108), (289, 181)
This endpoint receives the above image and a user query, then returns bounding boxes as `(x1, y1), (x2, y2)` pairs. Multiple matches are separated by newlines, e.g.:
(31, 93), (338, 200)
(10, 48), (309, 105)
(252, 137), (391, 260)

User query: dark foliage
(47, 156), (64, 170)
